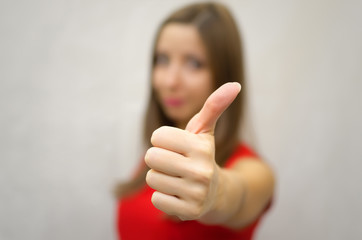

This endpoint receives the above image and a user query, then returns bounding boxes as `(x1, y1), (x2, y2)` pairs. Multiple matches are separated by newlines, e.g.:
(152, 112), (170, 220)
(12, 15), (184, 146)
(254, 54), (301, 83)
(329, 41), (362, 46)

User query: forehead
(156, 23), (207, 56)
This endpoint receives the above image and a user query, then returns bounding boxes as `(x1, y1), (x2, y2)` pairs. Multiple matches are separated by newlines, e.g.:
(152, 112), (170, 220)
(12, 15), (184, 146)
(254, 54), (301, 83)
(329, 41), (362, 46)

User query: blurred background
(1, 0), (361, 239)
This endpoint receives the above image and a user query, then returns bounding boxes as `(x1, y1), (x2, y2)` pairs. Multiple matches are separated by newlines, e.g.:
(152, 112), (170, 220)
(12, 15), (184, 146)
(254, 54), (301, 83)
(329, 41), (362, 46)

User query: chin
(164, 110), (190, 126)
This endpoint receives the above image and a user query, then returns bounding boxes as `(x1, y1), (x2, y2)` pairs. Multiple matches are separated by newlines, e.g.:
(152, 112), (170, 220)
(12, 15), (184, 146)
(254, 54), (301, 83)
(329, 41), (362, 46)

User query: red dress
(117, 144), (266, 240)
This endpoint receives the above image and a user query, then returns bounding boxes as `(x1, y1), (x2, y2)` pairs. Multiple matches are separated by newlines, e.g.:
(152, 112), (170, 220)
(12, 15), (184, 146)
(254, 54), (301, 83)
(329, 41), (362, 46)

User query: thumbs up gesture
(145, 82), (241, 221)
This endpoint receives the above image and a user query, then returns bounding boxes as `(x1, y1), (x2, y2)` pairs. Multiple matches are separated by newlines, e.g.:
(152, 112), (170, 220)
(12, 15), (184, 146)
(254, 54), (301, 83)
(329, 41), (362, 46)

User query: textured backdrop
(0, 0), (361, 239)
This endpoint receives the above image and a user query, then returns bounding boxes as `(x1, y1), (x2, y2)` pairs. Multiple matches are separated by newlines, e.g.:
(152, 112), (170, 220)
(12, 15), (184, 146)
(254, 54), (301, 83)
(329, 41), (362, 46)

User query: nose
(164, 62), (182, 89)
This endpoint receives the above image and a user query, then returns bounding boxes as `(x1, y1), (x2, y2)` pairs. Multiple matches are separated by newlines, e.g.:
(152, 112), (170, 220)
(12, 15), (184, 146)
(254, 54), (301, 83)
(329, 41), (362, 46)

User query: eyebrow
(184, 53), (207, 62)
(155, 49), (207, 62)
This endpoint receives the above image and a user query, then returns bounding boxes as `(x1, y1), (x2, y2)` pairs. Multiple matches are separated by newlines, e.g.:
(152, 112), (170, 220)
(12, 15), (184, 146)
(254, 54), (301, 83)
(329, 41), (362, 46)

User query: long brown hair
(116, 2), (245, 198)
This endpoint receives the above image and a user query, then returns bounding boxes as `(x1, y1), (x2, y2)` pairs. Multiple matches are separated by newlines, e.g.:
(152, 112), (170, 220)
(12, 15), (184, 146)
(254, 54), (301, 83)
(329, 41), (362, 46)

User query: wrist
(199, 167), (244, 225)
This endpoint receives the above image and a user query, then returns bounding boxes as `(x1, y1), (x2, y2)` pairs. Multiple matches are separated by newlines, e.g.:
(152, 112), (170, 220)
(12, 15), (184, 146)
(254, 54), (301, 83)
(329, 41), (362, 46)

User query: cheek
(187, 74), (213, 104)
(196, 72), (213, 94)
(152, 69), (162, 91)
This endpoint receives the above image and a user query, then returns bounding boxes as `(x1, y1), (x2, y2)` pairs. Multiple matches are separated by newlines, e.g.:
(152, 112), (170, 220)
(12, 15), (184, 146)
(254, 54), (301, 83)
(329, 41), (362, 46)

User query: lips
(164, 98), (184, 107)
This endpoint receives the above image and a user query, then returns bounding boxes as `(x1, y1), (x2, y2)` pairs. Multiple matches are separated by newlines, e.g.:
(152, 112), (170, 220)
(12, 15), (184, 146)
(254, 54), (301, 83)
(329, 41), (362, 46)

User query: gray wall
(1, 0), (361, 239)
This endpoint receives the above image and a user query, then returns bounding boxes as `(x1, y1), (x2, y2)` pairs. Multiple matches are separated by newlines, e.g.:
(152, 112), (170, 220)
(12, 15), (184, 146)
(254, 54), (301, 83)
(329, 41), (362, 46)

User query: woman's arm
(198, 158), (275, 229)
(145, 83), (275, 229)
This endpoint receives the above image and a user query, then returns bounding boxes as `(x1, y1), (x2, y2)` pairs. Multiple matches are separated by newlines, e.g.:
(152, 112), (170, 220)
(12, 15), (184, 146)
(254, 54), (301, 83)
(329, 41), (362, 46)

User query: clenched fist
(145, 82), (241, 221)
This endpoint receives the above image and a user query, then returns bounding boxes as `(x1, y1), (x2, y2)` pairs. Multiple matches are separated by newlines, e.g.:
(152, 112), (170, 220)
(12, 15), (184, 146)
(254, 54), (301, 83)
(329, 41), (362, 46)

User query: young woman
(116, 2), (275, 239)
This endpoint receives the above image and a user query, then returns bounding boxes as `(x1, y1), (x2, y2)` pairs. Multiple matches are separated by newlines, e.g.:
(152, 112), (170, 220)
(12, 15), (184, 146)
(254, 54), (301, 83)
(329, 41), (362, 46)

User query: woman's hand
(145, 126), (220, 220)
(145, 83), (241, 221)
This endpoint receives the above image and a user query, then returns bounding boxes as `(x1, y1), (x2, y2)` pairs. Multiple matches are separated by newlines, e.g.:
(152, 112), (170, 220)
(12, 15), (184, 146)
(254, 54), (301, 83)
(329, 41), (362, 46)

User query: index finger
(151, 126), (193, 155)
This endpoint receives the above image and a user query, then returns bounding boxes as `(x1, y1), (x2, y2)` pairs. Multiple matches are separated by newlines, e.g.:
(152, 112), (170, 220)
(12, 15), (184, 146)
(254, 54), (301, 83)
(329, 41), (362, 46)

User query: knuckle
(198, 141), (213, 157)
(145, 170), (154, 185)
(151, 126), (169, 145)
(189, 164), (214, 184)
(187, 206), (202, 220)
(151, 192), (174, 216)
(190, 136), (214, 157)
(144, 147), (156, 166)
(203, 165), (214, 180)
(150, 132), (158, 146)
(190, 187), (207, 202)
(204, 99), (219, 114)
(151, 191), (159, 206)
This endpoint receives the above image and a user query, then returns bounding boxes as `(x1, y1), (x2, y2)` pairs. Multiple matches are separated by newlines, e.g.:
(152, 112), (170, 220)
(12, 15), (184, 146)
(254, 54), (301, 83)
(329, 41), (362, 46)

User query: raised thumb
(185, 82), (241, 134)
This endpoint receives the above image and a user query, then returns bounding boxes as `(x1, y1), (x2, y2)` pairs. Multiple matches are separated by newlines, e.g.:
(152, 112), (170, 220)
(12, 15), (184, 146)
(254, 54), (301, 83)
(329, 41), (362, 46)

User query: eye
(154, 53), (169, 66)
(186, 56), (204, 69)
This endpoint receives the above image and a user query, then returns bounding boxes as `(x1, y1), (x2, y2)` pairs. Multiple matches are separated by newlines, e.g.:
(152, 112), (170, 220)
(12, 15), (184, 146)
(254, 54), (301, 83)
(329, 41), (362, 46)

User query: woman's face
(153, 23), (213, 129)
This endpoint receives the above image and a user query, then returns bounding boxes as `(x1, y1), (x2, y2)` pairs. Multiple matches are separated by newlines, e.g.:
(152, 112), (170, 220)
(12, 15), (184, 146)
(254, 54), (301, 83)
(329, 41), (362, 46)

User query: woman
(116, 2), (275, 239)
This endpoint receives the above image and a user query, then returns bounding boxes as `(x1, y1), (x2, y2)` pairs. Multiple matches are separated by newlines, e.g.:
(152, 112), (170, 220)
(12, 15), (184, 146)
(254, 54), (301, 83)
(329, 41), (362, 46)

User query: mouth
(163, 98), (184, 107)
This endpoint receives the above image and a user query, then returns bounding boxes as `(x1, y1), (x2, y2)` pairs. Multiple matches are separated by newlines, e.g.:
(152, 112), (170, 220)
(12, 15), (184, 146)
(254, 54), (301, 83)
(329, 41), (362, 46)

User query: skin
(153, 23), (213, 129)
(146, 23), (275, 229)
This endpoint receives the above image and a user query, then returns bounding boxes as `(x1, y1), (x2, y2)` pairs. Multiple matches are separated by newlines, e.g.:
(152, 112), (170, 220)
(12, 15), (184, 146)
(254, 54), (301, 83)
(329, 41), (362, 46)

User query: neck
(176, 121), (187, 130)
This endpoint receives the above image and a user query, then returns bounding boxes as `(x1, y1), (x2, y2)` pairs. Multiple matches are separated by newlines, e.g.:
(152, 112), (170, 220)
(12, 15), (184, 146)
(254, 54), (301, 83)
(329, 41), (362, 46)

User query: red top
(117, 144), (266, 240)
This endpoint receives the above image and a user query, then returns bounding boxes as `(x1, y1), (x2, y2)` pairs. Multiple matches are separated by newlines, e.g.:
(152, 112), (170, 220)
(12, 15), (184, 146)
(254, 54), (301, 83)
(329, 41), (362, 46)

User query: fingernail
(233, 82), (242, 91)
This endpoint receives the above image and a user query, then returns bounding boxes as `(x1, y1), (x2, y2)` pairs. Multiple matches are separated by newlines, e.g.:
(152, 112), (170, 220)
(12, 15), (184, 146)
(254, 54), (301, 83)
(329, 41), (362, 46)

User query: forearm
(198, 158), (275, 229)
